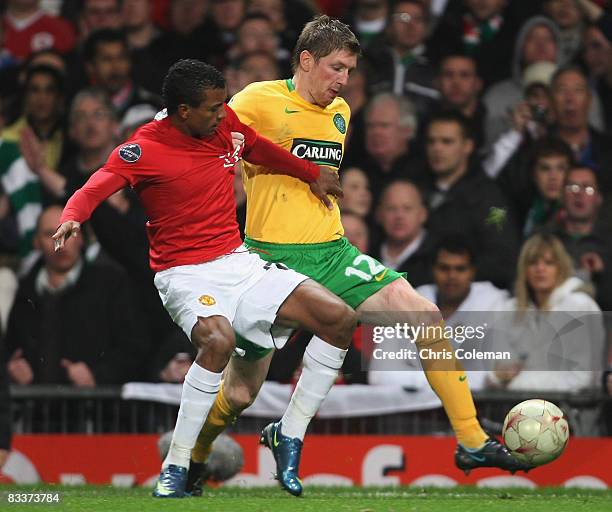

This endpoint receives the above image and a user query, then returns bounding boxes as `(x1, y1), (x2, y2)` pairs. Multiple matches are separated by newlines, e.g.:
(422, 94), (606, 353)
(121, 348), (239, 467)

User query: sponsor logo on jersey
(290, 139), (343, 167)
(118, 143), (142, 163)
(284, 106), (300, 114)
(198, 295), (216, 306)
(333, 113), (346, 134)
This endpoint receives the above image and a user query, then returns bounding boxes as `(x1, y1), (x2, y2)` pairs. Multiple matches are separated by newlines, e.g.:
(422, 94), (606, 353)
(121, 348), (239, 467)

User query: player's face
(534, 155), (568, 201)
(307, 49), (357, 107)
(184, 87), (227, 138)
(433, 250), (475, 304)
(526, 250), (560, 297)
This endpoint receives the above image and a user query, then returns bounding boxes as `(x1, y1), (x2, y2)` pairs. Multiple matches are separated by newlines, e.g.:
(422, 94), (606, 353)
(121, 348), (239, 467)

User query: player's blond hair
(292, 15), (361, 73)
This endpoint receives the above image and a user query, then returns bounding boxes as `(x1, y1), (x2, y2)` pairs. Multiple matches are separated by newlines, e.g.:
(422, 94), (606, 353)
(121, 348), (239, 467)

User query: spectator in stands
(582, 23), (612, 130)
(1, 0), (76, 62)
(417, 236), (509, 319)
(343, 0), (389, 48)
(416, 235), (509, 386)
(364, 0), (439, 120)
(483, 16), (562, 148)
(341, 64), (369, 150)
(543, 0), (586, 64)
(0, 351), (10, 471)
(144, 0), (211, 89)
(122, 0), (167, 94)
(3, 65), (66, 173)
(373, 179), (434, 287)
(433, 54), (486, 151)
(420, 111), (520, 289)
(225, 51), (280, 97)
(347, 92), (421, 202)
(248, 0), (315, 54)
(552, 166), (612, 311)
(77, 0), (123, 43)
(123, 0), (158, 51)
(118, 103), (157, 142)
(4, 205), (149, 386)
(550, 66), (612, 191)
(487, 233), (604, 392)
(35, 88), (118, 200)
(482, 65), (558, 180)
(83, 29), (162, 119)
(339, 167), (372, 219)
(429, 0), (521, 87)
(341, 210), (369, 254)
(195, 0), (245, 68)
(499, 137), (574, 237)
(227, 13), (291, 75)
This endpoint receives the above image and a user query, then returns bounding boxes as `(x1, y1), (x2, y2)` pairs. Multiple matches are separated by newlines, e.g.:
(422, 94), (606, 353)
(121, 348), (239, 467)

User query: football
(502, 399), (570, 466)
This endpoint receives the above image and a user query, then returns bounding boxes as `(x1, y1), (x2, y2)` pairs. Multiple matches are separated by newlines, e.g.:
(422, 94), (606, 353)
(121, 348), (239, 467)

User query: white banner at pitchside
(121, 382), (444, 418)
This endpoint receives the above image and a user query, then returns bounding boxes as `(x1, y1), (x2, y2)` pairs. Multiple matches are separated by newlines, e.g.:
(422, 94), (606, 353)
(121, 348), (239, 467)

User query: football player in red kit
(53, 59), (358, 498)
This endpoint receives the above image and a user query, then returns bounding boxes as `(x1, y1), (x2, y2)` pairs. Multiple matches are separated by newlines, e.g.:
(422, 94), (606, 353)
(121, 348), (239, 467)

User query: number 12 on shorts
(345, 255), (387, 282)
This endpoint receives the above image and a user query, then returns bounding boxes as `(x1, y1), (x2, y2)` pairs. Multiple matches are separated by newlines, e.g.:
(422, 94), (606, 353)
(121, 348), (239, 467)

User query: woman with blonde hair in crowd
(488, 232), (604, 392)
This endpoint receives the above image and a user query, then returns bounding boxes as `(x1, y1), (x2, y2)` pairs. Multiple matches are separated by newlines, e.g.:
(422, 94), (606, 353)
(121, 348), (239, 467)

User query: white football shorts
(153, 246), (308, 350)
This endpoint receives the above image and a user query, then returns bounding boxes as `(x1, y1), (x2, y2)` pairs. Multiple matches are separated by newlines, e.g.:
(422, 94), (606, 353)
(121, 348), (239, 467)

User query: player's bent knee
(386, 279), (442, 325)
(191, 316), (236, 357)
(327, 304), (358, 349)
(224, 383), (257, 413)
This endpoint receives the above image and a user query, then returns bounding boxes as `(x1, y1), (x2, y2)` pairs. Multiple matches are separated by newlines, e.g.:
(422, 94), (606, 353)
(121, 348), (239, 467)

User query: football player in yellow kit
(186, 15), (528, 497)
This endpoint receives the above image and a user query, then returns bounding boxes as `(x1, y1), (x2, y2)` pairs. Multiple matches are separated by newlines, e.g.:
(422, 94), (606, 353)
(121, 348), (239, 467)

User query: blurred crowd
(0, 0), (611, 435)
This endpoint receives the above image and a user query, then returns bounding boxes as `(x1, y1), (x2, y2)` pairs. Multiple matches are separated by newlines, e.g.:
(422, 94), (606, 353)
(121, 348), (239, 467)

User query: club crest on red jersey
(119, 143), (142, 163)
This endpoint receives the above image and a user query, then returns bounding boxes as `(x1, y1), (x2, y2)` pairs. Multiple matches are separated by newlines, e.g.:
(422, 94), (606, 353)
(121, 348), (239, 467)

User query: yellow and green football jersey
(230, 79), (350, 244)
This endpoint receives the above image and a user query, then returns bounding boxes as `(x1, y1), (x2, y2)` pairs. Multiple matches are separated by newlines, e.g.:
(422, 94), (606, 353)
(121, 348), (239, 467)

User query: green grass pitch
(1, 486), (611, 512)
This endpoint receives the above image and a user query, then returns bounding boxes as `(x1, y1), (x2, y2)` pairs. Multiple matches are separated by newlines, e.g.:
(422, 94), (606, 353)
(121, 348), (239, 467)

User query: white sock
(163, 362), (222, 469)
(280, 336), (347, 440)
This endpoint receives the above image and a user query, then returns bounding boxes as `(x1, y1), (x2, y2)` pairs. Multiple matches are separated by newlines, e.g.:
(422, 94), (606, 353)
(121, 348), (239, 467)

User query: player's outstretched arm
(53, 170), (128, 251)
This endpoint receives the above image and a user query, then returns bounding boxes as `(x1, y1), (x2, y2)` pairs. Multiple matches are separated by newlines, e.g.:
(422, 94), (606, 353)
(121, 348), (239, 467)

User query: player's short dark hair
(162, 59), (226, 115)
(427, 110), (474, 140)
(433, 235), (477, 267)
(528, 137), (574, 175)
(292, 15), (361, 73)
(83, 28), (129, 63)
(24, 64), (65, 95)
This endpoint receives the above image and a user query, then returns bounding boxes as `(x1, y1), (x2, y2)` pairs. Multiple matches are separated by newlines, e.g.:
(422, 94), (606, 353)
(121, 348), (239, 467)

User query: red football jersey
(61, 104), (320, 272)
(103, 106), (254, 272)
(2, 12), (76, 60)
